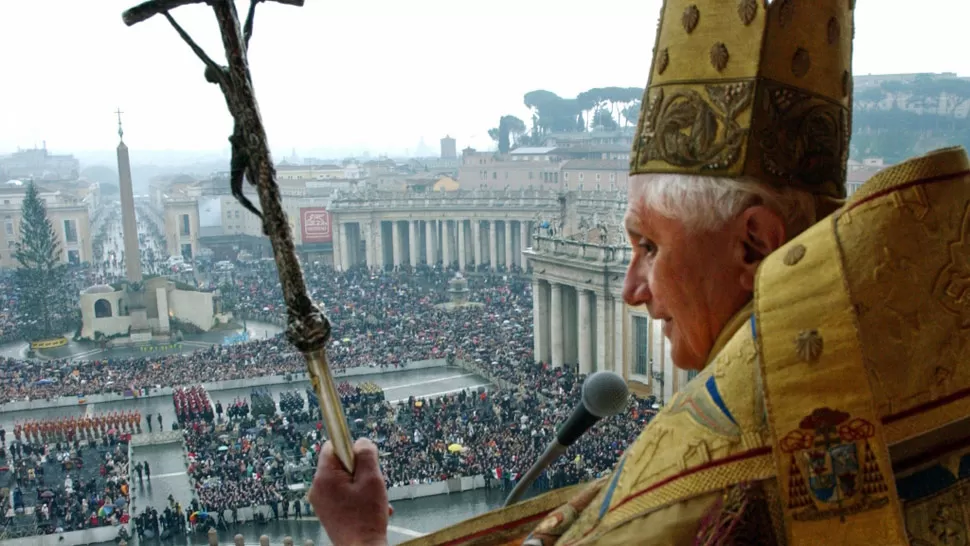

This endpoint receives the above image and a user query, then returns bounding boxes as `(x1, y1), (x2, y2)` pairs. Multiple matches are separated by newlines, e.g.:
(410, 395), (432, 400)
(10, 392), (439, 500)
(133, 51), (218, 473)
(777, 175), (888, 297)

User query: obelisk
(116, 109), (143, 282)
(115, 109), (150, 336)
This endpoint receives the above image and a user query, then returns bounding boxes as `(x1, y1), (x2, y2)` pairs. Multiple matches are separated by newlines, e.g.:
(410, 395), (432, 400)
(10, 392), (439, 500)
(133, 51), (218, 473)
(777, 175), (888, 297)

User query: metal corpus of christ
(120, 0), (356, 473)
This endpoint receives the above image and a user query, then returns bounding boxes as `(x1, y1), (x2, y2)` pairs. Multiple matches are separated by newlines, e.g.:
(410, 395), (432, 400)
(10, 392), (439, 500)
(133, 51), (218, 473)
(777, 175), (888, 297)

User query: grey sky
(0, 0), (965, 157)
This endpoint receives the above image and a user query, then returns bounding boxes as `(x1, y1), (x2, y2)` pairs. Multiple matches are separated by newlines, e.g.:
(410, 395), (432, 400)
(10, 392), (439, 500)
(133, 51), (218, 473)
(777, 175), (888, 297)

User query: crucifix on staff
(121, 0), (356, 473)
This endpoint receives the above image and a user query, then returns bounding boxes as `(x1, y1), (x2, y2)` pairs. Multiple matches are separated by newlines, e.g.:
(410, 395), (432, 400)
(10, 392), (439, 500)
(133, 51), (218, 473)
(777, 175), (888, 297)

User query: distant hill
(851, 74), (970, 162)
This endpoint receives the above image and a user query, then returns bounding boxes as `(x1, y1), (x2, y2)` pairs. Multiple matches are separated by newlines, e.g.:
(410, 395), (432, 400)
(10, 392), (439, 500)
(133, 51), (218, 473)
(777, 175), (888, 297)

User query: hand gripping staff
(122, 0), (356, 473)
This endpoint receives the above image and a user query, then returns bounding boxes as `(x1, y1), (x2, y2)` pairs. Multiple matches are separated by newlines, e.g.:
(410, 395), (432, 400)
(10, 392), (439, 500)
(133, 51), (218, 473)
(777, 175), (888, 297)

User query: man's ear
(736, 205), (786, 292)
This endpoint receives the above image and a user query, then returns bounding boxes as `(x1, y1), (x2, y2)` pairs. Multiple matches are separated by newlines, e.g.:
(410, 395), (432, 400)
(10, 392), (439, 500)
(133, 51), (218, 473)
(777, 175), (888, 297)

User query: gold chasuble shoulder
(552, 306), (778, 545)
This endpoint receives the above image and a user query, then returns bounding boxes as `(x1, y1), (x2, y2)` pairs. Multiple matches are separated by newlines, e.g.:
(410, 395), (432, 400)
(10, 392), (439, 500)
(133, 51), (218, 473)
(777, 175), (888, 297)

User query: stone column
(363, 223), (376, 270)
(504, 221), (513, 269)
(341, 223), (352, 271)
(408, 220), (418, 267)
(651, 318), (665, 399)
(391, 221), (402, 267)
(596, 293), (607, 372)
(331, 221), (342, 271)
(489, 220), (498, 271)
(533, 279), (544, 362)
(520, 221), (529, 267)
(551, 282), (564, 368)
(472, 220), (482, 268)
(663, 335), (675, 403)
(442, 220), (452, 267)
(578, 290), (593, 375)
(613, 297), (625, 374)
(457, 220), (466, 270)
(425, 220), (435, 265)
(374, 219), (385, 269)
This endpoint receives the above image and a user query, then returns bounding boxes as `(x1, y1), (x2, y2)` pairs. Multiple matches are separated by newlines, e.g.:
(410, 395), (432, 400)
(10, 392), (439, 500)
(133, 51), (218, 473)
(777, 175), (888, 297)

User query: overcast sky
(0, 0), (965, 158)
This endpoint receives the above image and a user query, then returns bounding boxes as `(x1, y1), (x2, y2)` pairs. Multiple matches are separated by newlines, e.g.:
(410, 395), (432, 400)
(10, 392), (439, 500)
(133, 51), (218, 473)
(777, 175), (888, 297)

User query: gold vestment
(405, 147), (970, 545)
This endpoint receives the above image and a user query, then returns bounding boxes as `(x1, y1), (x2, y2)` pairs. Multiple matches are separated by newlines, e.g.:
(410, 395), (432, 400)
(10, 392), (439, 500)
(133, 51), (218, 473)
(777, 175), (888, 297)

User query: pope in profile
(307, 0), (970, 544)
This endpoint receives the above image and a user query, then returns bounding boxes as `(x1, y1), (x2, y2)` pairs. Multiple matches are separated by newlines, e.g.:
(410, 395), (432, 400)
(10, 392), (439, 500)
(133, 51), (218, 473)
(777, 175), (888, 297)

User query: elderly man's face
(622, 184), (767, 370)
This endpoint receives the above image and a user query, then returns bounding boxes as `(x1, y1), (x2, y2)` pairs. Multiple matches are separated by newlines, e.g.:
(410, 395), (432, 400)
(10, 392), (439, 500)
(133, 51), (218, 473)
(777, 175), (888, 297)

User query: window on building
(492, 172), (497, 180)
(181, 243), (193, 260)
(610, 172), (616, 182)
(596, 173), (601, 181)
(4, 218), (12, 236)
(528, 171), (534, 179)
(180, 214), (191, 236)
(67, 249), (80, 265)
(554, 172), (559, 184)
(63, 219), (78, 243)
(234, 210), (240, 218)
(579, 173), (585, 182)
(564, 172), (570, 180)
(634, 316), (650, 376)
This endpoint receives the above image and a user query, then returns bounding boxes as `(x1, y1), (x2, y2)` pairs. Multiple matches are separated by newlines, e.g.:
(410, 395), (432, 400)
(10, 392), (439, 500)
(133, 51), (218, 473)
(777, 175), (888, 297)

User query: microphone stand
(504, 441), (567, 507)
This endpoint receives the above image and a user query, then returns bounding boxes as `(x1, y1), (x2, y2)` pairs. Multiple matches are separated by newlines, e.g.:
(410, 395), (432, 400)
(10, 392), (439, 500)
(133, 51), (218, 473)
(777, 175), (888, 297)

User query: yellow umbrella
(448, 443), (463, 453)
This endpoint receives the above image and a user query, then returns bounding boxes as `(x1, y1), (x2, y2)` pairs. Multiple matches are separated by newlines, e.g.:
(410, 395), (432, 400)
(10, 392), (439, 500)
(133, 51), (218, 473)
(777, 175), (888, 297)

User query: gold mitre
(631, 0), (855, 200)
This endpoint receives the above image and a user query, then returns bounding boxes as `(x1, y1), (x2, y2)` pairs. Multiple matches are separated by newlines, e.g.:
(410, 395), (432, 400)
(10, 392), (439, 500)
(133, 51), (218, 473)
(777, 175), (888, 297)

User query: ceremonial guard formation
(174, 386), (214, 425)
(279, 390), (306, 415)
(14, 411), (141, 444)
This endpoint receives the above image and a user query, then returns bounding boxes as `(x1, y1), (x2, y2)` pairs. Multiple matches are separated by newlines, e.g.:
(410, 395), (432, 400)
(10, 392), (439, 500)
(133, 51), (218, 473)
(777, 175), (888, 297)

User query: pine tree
(14, 182), (66, 340)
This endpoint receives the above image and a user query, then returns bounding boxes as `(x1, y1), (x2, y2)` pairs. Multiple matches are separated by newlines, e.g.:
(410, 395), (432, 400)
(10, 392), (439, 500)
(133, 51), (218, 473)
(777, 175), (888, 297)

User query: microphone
(504, 371), (629, 507)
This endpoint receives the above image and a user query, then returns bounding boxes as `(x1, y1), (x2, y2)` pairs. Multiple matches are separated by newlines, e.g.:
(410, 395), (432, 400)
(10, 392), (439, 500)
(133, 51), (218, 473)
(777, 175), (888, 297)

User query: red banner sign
(300, 208), (333, 243)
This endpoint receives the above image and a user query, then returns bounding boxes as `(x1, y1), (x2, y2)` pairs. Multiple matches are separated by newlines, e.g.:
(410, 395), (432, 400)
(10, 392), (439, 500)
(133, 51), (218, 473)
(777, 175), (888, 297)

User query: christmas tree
(14, 182), (67, 340)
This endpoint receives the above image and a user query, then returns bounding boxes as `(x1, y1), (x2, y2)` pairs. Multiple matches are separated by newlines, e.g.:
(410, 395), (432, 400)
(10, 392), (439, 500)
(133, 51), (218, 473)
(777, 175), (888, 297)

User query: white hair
(631, 174), (819, 237)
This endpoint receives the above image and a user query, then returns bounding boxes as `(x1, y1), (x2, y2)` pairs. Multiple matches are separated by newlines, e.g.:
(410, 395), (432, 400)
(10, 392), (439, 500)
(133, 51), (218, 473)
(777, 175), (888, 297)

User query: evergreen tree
(14, 182), (66, 340)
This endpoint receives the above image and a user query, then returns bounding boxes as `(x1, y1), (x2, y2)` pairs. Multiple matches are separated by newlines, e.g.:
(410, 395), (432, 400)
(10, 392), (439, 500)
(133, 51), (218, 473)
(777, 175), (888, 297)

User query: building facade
(327, 188), (681, 400)
(0, 184), (93, 268)
(0, 146), (80, 181)
(441, 136), (457, 159)
(163, 199), (200, 260)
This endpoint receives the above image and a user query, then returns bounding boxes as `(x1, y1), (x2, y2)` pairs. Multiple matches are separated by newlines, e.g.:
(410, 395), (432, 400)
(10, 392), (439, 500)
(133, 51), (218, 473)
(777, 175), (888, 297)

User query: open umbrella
(217, 445), (229, 451)
(98, 505), (114, 517)
(40, 491), (54, 498)
(448, 443), (463, 453)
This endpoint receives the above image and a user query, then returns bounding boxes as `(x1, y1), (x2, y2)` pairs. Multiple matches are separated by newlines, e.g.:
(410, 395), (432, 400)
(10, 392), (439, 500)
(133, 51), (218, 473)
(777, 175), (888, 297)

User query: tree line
(488, 77), (970, 159)
(489, 87), (644, 153)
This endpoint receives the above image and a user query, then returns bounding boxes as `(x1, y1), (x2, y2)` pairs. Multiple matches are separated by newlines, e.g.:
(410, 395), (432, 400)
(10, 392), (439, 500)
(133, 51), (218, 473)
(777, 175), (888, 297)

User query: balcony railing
(528, 235), (631, 264)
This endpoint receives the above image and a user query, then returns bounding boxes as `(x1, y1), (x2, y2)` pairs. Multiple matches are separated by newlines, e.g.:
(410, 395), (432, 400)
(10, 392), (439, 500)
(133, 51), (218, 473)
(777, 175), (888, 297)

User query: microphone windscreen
(582, 371), (630, 418)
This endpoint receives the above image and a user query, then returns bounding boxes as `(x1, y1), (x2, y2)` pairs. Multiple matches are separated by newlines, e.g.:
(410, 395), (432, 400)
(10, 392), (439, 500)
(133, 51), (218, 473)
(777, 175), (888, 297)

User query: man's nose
(622, 262), (651, 307)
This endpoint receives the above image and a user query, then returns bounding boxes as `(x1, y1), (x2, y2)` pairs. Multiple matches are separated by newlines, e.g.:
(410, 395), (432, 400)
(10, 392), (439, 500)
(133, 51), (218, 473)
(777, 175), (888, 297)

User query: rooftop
(510, 147), (558, 155)
(561, 159), (628, 171)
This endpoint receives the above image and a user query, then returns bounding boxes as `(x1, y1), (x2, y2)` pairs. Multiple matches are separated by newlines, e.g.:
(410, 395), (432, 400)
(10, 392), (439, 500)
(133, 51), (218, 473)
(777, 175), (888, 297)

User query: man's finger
(318, 440), (351, 477)
(353, 438), (379, 468)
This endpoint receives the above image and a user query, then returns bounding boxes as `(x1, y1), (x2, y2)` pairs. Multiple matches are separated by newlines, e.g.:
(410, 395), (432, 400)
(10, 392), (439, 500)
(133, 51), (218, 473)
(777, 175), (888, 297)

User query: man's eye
(637, 239), (657, 254)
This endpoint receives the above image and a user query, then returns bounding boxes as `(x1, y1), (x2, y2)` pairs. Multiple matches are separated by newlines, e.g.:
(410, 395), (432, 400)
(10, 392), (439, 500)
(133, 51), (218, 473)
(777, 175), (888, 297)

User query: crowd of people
(0, 264), (519, 404)
(0, 262), (665, 524)
(1, 434), (132, 537)
(182, 397), (304, 521)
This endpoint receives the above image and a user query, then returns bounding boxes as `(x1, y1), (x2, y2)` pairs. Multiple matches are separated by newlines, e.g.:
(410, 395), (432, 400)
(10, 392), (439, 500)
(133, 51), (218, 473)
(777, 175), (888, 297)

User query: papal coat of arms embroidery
(780, 407), (890, 522)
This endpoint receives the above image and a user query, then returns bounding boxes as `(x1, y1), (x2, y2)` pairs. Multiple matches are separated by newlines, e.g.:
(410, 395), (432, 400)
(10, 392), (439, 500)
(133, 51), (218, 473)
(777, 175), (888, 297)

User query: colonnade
(531, 279), (625, 376)
(332, 218), (534, 271)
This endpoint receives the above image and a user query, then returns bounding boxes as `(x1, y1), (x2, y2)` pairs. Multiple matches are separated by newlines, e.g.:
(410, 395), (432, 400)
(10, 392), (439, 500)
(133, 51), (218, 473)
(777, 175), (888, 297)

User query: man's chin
(668, 342), (705, 372)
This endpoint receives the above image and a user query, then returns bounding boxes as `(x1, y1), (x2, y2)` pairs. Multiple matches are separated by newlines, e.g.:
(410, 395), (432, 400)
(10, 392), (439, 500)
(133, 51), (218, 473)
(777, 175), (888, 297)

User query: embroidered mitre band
(630, 0), (855, 200)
